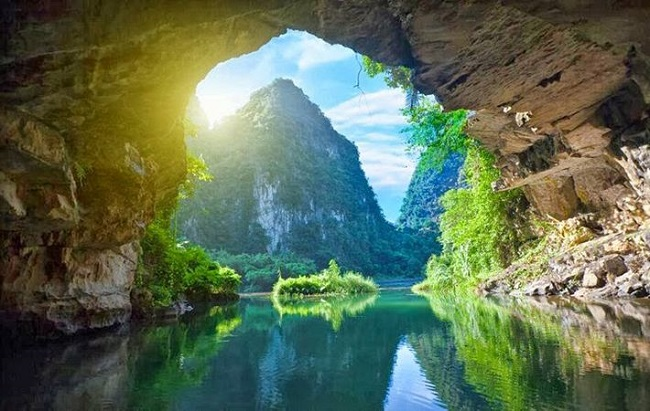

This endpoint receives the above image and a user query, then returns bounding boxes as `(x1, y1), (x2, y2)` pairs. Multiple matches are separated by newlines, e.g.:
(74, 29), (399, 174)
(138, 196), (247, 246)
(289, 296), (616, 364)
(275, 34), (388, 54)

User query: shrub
(184, 265), (241, 300)
(415, 146), (528, 292)
(272, 260), (378, 298)
(210, 251), (317, 292)
(137, 220), (241, 308)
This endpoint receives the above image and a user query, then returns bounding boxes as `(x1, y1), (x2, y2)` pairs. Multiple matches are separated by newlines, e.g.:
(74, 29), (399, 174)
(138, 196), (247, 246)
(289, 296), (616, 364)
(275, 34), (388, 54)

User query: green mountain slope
(398, 155), (463, 235)
(177, 79), (432, 278)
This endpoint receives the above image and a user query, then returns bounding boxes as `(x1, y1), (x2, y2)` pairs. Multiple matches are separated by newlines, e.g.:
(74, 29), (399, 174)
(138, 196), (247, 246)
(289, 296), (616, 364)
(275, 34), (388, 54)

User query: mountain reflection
(2, 291), (650, 410)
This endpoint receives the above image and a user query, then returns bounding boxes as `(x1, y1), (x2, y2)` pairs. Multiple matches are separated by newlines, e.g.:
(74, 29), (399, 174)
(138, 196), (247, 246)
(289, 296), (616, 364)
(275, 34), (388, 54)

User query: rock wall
(1, 0), (648, 334)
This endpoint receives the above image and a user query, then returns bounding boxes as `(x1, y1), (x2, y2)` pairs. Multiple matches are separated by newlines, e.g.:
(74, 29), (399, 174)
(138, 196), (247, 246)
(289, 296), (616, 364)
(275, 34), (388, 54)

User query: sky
(195, 30), (417, 222)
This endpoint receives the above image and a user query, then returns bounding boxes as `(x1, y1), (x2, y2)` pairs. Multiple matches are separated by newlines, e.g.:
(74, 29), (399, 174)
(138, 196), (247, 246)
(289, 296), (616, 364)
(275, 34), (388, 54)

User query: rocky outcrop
(1, 1), (649, 333)
(483, 143), (650, 299)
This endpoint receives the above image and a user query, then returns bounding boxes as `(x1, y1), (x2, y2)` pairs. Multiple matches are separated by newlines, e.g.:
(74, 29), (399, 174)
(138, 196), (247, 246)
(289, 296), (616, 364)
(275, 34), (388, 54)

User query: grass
(272, 260), (378, 298)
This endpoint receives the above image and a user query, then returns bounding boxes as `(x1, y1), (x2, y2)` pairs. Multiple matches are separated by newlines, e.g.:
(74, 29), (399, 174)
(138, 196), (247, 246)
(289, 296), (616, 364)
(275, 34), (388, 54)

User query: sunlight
(197, 94), (248, 127)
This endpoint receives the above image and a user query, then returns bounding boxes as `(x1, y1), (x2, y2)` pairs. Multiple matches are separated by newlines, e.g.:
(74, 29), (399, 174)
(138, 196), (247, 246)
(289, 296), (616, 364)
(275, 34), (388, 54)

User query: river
(2, 289), (650, 410)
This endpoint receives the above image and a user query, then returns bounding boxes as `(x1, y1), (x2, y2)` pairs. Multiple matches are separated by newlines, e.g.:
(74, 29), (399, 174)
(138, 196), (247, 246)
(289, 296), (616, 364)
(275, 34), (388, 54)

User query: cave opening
(3, 2), (650, 409)
(1, 0), (649, 339)
(171, 29), (452, 294)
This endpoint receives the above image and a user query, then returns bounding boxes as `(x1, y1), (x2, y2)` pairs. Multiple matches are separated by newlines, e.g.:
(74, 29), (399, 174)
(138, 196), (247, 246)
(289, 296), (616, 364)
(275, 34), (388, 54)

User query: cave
(1, 1), (649, 335)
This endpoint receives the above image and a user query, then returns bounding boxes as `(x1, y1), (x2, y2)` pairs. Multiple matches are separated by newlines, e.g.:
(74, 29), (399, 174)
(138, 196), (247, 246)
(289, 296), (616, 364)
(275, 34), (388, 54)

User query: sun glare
(197, 93), (250, 127)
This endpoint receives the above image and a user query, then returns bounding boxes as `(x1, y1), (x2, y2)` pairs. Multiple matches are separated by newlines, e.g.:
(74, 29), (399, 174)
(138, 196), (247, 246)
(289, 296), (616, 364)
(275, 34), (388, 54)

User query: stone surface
(1, 331), (130, 409)
(1, 0), (650, 333)
(583, 267), (605, 288)
(524, 278), (557, 296)
(524, 175), (579, 220)
(601, 255), (628, 277)
(1, 239), (137, 336)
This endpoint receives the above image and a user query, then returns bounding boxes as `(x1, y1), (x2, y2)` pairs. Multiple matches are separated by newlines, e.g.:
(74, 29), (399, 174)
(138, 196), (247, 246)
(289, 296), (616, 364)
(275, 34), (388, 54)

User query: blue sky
(195, 30), (416, 222)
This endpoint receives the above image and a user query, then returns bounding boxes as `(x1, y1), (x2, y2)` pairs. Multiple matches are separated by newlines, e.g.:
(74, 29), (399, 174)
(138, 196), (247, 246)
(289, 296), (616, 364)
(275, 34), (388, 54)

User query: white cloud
(351, 132), (404, 144)
(356, 142), (416, 189)
(325, 89), (408, 130)
(282, 32), (354, 70)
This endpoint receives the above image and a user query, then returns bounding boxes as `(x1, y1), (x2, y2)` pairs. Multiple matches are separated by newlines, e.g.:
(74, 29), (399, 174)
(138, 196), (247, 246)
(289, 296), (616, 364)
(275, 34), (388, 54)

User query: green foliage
(176, 80), (433, 278)
(179, 153), (213, 200)
(72, 160), (93, 186)
(361, 56), (528, 293)
(361, 56), (470, 169)
(397, 154), (463, 235)
(272, 293), (377, 331)
(361, 55), (413, 91)
(402, 100), (471, 170)
(184, 265), (241, 300)
(416, 146), (527, 292)
(210, 251), (317, 292)
(273, 260), (378, 298)
(137, 220), (241, 308)
(183, 116), (201, 138)
(419, 294), (626, 410)
(127, 304), (241, 409)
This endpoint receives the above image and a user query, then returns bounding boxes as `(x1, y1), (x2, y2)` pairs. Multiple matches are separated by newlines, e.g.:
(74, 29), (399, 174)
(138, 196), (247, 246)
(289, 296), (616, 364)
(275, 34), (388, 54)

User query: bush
(272, 260), (378, 298)
(137, 220), (241, 308)
(415, 146), (528, 292)
(361, 55), (530, 294)
(211, 251), (317, 292)
(184, 265), (241, 300)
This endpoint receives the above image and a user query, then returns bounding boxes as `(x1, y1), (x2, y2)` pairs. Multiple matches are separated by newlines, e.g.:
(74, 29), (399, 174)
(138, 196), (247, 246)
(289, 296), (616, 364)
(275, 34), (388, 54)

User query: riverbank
(481, 224), (650, 299)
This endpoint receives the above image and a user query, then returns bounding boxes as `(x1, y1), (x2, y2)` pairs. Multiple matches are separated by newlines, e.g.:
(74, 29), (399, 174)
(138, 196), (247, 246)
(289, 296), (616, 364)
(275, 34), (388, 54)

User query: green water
(2, 290), (650, 410)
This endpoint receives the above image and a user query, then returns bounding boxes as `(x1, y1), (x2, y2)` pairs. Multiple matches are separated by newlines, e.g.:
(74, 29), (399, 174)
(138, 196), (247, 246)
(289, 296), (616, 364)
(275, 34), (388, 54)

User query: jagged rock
(581, 255), (627, 288)
(524, 279), (557, 296)
(524, 176), (579, 220)
(641, 268), (650, 284)
(592, 284), (620, 299)
(615, 272), (641, 287)
(618, 281), (647, 297)
(583, 268), (606, 288)
(601, 255), (628, 277)
(572, 163), (624, 210)
(560, 268), (584, 285)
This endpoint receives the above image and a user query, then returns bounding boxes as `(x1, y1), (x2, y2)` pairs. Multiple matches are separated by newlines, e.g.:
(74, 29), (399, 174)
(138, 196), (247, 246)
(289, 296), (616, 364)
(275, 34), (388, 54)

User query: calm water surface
(2, 290), (650, 410)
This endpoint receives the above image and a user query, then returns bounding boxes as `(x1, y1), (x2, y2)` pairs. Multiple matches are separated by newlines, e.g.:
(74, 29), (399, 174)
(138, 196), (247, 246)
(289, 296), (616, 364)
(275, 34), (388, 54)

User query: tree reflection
(414, 294), (650, 410)
(272, 293), (377, 331)
(126, 303), (241, 409)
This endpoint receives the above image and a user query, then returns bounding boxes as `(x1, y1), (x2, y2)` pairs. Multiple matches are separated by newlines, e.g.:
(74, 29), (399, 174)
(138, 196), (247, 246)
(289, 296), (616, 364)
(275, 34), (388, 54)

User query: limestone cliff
(1, 0), (649, 334)
(179, 79), (429, 276)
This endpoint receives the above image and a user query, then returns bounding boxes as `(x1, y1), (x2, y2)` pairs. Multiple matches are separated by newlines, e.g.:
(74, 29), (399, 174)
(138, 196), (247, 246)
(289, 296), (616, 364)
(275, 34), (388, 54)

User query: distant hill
(177, 79), (433, 277)
(398, 155), (463, 235)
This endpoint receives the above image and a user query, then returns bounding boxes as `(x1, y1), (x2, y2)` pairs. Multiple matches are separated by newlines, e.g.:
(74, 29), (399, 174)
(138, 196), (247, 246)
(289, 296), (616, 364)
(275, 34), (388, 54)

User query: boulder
(582, 263), (606, 288)
(601, 255), (628, 277)
(524, 279), (557, 296)
(524, 176), (579, 220)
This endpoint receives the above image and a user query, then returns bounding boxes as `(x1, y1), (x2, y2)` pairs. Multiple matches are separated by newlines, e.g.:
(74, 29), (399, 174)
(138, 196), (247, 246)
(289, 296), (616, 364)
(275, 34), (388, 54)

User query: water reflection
(127, 304), (241, 409)
(419, 294), (650, 410)
(1, 331), (130, 410)
(2, 291), (650, 410)
(272, 293), (377, 330)
(384, 338), (444, 410)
